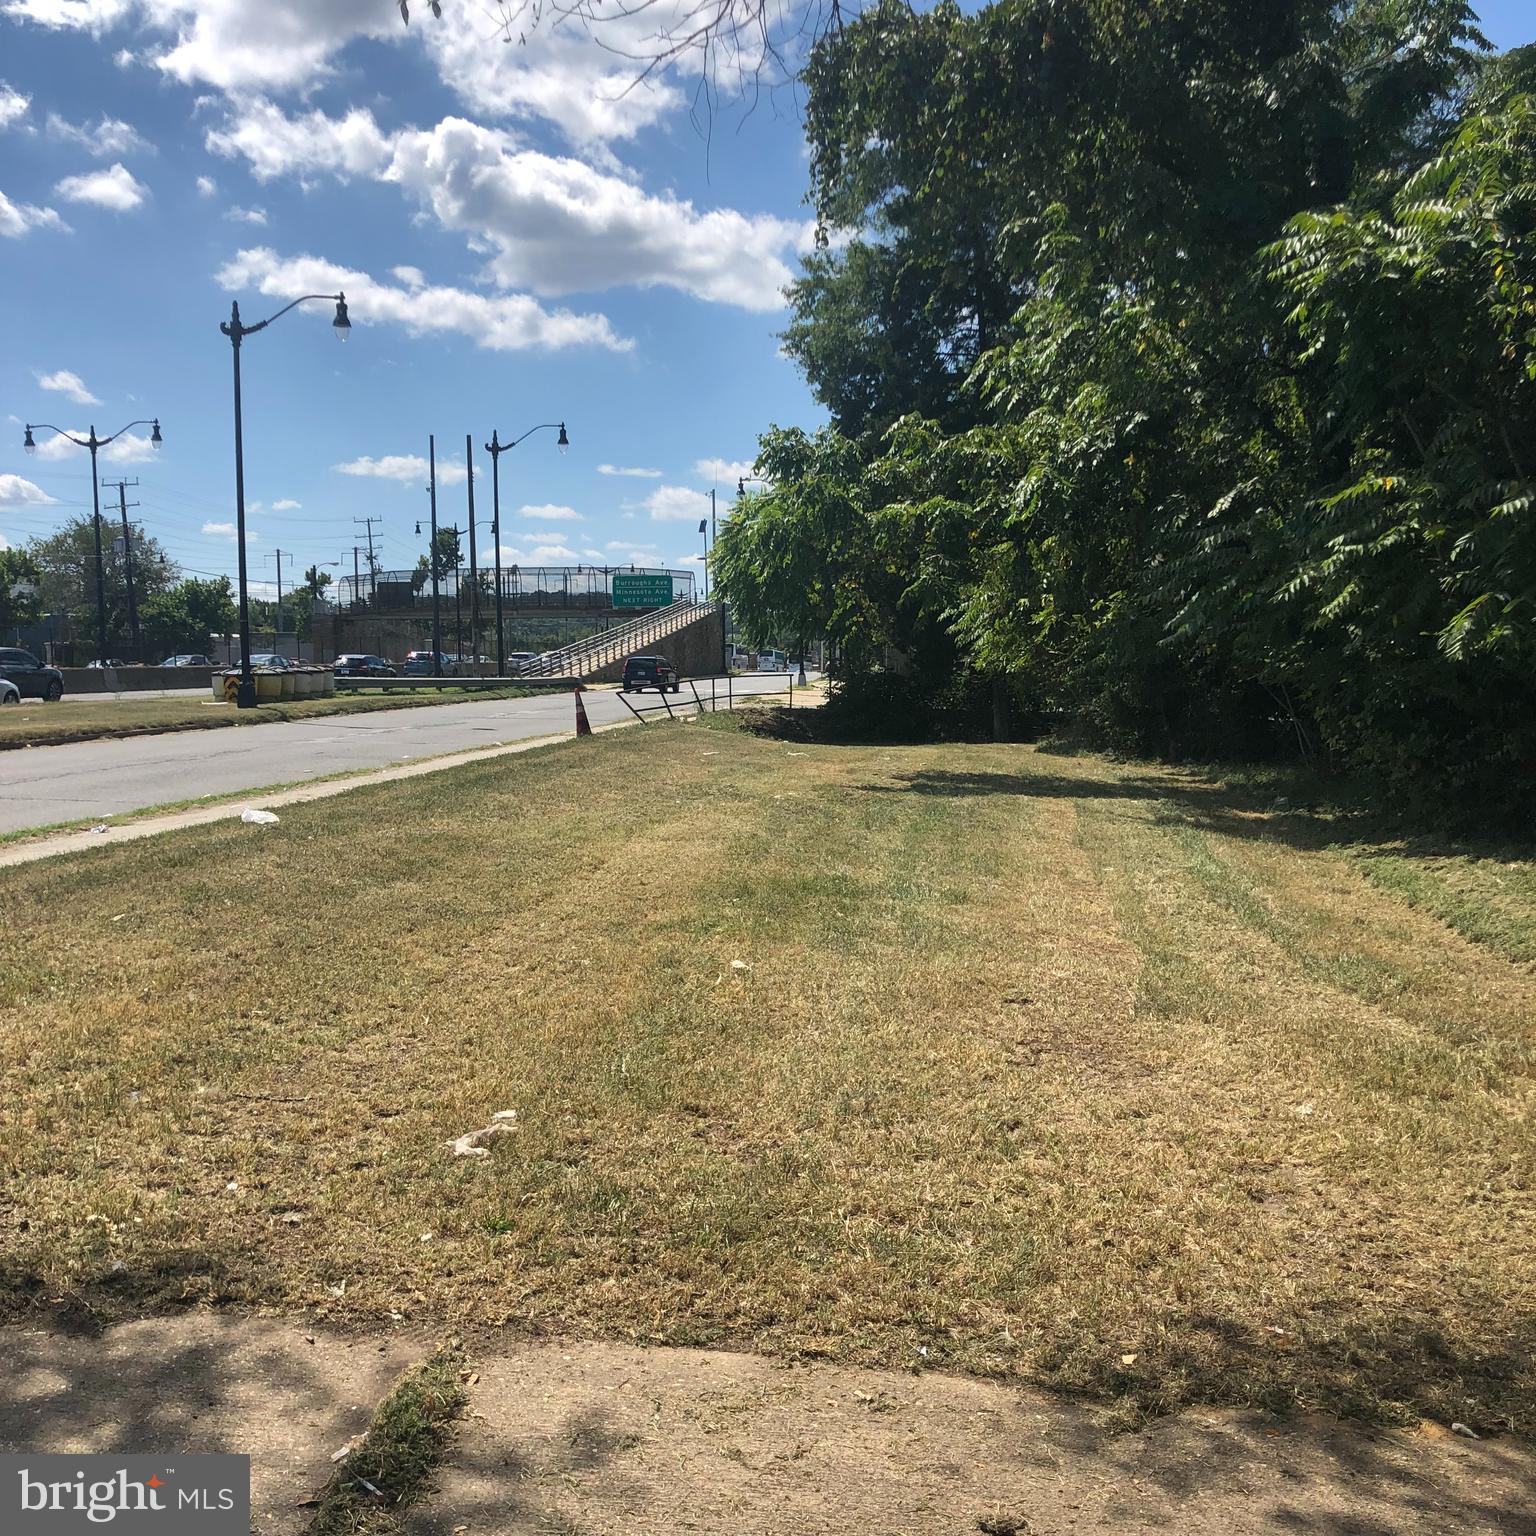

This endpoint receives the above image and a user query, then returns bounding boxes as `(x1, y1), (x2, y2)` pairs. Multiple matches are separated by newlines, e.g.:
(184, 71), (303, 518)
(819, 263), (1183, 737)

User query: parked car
(0, 647), (65, 701)
(86, 658), (128, 669)
(334, 653), (397, 677)
(160, 653), (212, 667)
(622, 655), (680, 693)
(403, 650), (458, 677)
(245, 653), (296, 670)
(504, 651), (538, 674)
(0, 678), (19, 705)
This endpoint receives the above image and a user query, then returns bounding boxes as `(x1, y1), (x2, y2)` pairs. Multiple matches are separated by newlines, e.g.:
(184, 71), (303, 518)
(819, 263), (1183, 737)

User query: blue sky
(1, 1), (1532, 600)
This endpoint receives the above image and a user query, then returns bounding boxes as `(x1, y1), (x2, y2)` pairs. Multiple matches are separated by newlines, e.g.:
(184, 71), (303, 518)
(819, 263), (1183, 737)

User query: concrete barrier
(59, 666), (215, 694)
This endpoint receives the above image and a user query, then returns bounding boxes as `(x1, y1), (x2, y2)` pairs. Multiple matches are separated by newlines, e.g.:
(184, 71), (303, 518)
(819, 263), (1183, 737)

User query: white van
(756, 649), (787, 673)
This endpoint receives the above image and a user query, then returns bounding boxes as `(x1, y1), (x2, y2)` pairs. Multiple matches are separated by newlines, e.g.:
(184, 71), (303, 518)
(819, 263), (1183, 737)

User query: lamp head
(23, 426), (36, 456)
(332, 293), (351, 341)
(556, 422), (569, 455)
(150, 419), (162, 450)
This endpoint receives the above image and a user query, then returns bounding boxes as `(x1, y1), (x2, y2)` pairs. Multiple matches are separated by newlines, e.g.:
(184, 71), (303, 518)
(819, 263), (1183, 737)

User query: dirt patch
(1, 1319), (1530, 1533)
(0, 1314), (420, 1536)
(405, 1340), (1536, 1534)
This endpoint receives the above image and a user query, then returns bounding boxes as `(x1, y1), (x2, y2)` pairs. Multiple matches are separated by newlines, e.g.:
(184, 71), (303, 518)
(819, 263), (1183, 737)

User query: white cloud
(1, 0), (135, 30)
(5, 0), (763, 149)
(54, 162), (148, 211)
(195, 173), (217, 197)
(0, 83), (29, 130)
(695, 457), (754, 484)
(209, 103), (800, 311)
(335, 453), (466, 487)
(677, 552), (705, 565)
(156, 0), (398, 94)
(422, 19), (681, 148)
(0, 473), (59, 507)
(605, 539), (656, 552)
(202, 520), (236, 536)
(598, 463), (662, 479)
(528, 542), (577, 562)
(642, 484), (712, 522)
(387, 116), (798, 310)
(218, 246), (630, 354)
(113, 46), (135, 67)
(224, 204), (267, 224)
(32, 428), (157, 463)
(518, 503), (580, 521)
(205, 97), (392, 182)
(46, 112), (151, 157)
(270, 497), (301, 511)
(37, 368), (100, 406)
(0, 189), (67, 237)
(581, 547), (603, 560)
(392, 265), (425, 288)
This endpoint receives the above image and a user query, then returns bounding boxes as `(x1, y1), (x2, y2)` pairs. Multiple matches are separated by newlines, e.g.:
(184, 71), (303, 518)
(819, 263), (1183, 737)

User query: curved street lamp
(220, 292), (350, 707)
(23, 418), (162, 662)
(483, 422), (568, 676)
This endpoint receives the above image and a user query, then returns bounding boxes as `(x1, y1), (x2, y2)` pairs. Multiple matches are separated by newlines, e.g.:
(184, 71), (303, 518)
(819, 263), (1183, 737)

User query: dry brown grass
(0, 725), (1532, 1434)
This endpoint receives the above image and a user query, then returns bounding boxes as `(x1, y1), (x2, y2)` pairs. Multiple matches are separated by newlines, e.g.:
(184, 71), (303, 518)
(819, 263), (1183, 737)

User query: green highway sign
(612, 573), (674, 609)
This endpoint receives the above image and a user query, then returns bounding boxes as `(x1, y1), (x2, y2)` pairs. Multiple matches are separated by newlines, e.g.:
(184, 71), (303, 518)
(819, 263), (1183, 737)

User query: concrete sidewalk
(3, 1316), (1531, 1535)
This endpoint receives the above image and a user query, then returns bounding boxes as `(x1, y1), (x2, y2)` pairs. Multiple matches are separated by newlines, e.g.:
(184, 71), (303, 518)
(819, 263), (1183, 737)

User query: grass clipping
(307, 1349), (466, 1536)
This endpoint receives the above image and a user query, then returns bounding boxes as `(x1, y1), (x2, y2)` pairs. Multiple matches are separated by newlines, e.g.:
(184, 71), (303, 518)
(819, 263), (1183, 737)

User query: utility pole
(104, 477), (142, 661)
(352, 546), (362, 608)
(448, 525), (463, 662)
(267, 548), (289, 648)
(464, 434), (480, 674)
(353, 515), (381, 604)
(428, 435), (443, 675)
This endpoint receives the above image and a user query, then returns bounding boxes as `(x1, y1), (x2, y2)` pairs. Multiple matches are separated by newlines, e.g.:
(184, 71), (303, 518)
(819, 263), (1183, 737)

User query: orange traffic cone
(574, 688), (592, 737)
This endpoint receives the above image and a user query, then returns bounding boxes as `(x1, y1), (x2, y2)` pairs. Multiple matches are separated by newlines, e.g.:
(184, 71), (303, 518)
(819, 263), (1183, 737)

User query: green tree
(0, 548), (43, 639)
(26, 515), (178, 660)
(141, 577), (238, 660)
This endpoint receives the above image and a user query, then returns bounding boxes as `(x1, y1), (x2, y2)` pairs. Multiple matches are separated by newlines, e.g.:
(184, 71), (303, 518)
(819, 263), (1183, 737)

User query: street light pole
(220, 291), (350, 706)
(484, 421), (568, 678)
(23, 418), (162, 662)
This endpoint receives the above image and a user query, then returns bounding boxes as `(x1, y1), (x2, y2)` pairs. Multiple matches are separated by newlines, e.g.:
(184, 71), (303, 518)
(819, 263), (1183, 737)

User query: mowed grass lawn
(0, 686), (539, 750)
(1, 720), (1532, 1434)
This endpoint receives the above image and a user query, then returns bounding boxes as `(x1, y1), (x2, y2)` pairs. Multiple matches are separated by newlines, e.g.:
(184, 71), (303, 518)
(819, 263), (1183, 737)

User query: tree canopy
(721, 0), (1535, 827)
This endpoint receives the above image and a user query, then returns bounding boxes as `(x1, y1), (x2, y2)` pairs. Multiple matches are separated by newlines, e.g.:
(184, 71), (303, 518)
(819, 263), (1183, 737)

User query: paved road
(0, 676), (809, 835)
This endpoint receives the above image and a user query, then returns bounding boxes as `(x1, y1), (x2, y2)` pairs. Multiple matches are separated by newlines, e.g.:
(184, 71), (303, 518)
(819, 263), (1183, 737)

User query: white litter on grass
(90, 824), (109, 834)
(730, 959), (749, 972)
(1292, 1101), (1316, 1118)
(240, 808), (279, 825)
(448, 1108), (518, 1158)
(1452, 1422), (1482, 1440)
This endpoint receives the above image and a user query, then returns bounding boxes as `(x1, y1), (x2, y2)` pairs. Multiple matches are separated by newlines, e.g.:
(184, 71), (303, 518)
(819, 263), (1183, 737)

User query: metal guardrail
(520, 598), (719, 679)
(333, 675), (570, 692)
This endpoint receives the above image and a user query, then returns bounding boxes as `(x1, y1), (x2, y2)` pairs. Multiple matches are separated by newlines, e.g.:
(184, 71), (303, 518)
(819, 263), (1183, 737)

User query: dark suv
(621, 655), (679, 693)
(334, 654), (396, 676)
(0, 648), (65, 701)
